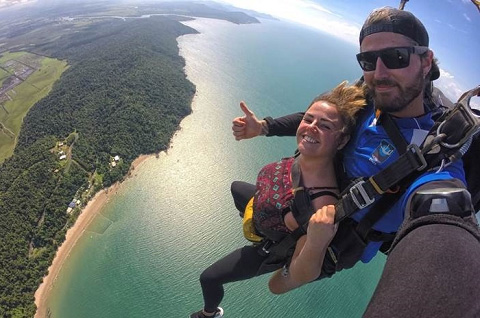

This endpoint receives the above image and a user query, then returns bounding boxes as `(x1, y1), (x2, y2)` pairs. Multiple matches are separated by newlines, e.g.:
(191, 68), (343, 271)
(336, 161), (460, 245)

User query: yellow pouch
(242, 197), (263, 243)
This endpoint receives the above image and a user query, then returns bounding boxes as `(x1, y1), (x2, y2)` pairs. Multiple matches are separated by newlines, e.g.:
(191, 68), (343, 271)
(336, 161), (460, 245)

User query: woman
(190, 81), (366, 318)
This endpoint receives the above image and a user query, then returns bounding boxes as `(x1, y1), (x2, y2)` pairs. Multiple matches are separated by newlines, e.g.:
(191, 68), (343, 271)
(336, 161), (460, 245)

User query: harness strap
(347, 114), (409, 247)
(335, 143), (427, 223)
(290, 158), (338, 225)
(339, 86), (480, 249)
(380, 113), (408, 155)
(310, 190), (340, 200)
(356, 194), (394, 240)
(267, 225), (307, 259)
(337, 108), (438, 249)
(263, 158), (340, 260)
(355, 114), (417, 247)
(291, 157), (301, 190)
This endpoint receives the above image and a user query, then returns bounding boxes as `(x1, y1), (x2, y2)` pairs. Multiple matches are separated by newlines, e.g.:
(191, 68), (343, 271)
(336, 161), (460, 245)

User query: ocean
(46, 18), (386, 317)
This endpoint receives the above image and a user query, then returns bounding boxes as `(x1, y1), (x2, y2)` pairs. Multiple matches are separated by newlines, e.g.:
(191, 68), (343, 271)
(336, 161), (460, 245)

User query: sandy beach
(34, 154), (153, 318)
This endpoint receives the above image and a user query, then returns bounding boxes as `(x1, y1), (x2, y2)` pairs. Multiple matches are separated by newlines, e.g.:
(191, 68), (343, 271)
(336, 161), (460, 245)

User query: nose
(308, 119), (318, 131)
(373, 57), (389, 79)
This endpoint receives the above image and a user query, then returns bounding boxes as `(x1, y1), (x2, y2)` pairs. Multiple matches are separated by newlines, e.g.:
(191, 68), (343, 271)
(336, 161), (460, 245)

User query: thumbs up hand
(232, 101), (265, 140)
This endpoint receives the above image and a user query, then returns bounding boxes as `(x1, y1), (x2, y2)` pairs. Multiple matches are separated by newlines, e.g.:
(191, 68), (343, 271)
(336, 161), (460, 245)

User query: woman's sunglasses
(356, 46), (429, 72)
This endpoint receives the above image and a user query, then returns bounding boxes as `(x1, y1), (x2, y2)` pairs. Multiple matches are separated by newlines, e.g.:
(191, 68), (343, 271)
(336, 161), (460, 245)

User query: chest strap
(334, 143), (426, 224)
(290, 158), (339, 225)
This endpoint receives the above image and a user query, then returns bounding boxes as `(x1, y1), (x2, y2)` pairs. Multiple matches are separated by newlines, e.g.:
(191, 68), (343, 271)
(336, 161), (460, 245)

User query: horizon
(217, 0), (479, 107)
(0, 0), (478, 107)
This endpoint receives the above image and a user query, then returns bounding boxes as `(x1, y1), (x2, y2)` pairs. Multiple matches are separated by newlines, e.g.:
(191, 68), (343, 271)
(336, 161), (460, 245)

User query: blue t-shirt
(342, 104), (466, 262)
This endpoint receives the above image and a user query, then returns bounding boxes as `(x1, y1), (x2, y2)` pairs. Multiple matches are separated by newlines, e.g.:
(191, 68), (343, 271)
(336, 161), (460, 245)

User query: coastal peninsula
(0, 2), (259, 317)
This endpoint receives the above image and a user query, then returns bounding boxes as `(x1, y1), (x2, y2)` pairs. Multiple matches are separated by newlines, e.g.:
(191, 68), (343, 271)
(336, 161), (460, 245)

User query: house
(59, 154), (67, 160)
(114, 155), (120, 161)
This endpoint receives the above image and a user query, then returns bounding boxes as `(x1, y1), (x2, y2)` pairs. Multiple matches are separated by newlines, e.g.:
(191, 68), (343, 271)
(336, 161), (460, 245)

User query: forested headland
(0, 2), (258, 316)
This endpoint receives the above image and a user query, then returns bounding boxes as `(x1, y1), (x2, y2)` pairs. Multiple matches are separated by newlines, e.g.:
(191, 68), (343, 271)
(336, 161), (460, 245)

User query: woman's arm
(269, 205), (337, 294)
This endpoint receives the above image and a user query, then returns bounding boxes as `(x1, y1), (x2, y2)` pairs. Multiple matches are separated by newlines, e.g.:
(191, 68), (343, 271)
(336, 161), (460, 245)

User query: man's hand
(232, 101), (265, 140)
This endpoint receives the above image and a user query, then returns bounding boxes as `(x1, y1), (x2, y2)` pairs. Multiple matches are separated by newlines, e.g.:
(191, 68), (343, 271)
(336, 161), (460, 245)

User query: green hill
(0, 15), (196, 318)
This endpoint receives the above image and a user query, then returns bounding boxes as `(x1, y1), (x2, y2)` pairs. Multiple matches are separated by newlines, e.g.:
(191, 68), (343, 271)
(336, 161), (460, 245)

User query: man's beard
(370, 67), (424, 114)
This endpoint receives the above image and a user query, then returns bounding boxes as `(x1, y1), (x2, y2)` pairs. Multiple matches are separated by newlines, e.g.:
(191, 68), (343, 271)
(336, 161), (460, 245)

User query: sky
(1, 0), (477, 105)
(217, 0), (480, 106)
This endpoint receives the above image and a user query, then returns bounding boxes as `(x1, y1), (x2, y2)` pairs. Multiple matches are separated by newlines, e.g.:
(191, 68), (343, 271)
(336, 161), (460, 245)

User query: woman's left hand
(306, 205), (338, 246)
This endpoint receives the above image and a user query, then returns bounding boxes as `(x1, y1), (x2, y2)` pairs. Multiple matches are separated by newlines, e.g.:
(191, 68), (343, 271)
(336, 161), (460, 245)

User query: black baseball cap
(359, 7), (429, 47)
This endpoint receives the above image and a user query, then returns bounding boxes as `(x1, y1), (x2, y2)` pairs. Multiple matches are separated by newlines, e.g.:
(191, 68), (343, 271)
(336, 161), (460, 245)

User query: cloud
(440, 68), (455, 79)
(447, 23), (468, 34)
(435, 71), (480, 109)
(434, 68), (480, 110)
(463, 13), (472, 22)
(300, 0), (332, 14)
(435, 69), (464, 103)
(217, 0), (359, 44)
(218, 0), (477, 107)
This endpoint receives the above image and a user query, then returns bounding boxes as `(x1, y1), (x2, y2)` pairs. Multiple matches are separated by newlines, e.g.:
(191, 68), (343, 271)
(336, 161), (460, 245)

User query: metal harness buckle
(437, 86), (480, 149)
(407, 144), (427, 171)
(350, 180), (375, 209)
(261, 240), (273, 255)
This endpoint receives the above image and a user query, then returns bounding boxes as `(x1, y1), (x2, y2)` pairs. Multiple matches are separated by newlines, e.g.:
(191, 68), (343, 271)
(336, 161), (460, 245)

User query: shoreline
(33, 17), (204, 318)
(34, 154), (154, 318)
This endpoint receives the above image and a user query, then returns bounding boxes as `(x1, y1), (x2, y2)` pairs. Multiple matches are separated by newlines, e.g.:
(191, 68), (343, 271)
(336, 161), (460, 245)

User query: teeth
(303, 135), (318, 144)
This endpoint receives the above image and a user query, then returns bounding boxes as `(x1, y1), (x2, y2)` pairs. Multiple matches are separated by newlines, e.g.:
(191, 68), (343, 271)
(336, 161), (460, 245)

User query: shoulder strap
(379, 113), (408, 154)
(354, 114), (412, 241)
(356, 111), (412, 227)
(267, 225), (307, 260)
(310, 190), (340, 200)
(290, 159), (314, 226)
(291, 157), (302, 189)
(290, 158), (340, 224)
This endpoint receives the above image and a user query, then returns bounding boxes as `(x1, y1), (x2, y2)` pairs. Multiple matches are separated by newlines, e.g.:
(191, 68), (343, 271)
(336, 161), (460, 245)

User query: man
(232, 7), (480, 315)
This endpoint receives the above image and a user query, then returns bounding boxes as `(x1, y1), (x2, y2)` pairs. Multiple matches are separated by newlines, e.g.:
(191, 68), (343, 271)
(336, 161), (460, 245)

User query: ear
(337, 134), (350, 150)
(422, 50), (434, 78)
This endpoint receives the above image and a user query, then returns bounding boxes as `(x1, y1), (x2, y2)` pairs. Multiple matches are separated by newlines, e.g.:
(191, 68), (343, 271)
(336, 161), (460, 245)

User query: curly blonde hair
(308, 81), (367, 136)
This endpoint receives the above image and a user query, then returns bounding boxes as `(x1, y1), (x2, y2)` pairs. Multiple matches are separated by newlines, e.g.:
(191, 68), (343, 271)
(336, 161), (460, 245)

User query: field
(0, 68), (8, 85)
(0, 51), (68, 163)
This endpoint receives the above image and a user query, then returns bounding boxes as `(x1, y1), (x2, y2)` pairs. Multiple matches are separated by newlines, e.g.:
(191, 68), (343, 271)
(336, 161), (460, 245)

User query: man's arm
(232, 101), (302, 140)
(263, 113), (304, 137)
(364, 180), (480, 317)
(364, 204), (480, 317)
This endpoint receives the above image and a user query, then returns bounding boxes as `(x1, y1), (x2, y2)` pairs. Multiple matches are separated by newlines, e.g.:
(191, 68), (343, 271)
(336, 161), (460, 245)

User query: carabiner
(437, 85), (480, 149)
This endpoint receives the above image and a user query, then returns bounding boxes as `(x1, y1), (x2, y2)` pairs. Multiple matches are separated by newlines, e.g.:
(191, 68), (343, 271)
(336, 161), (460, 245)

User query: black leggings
(231, 181), (256, 216)
(199, 181), (264, 312)
(199, 245), (268, 312)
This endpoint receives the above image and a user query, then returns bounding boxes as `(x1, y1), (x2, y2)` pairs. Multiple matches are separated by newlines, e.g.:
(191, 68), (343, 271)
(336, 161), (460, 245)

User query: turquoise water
(47, 18), (385, 317)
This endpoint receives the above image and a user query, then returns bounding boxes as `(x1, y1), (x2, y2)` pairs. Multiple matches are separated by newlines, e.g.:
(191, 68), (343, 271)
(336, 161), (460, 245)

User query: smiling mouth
(373, 80), (398, 93)
(375, 84), (396, 92)
(303, 135), (318, 144)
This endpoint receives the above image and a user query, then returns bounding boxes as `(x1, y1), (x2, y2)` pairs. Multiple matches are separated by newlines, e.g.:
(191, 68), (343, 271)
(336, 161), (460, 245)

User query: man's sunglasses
(356, 46), (429, 72)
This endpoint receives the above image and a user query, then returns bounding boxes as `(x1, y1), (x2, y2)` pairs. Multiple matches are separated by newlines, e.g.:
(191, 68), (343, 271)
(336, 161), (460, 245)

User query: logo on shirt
(370, 140), (395, 165)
